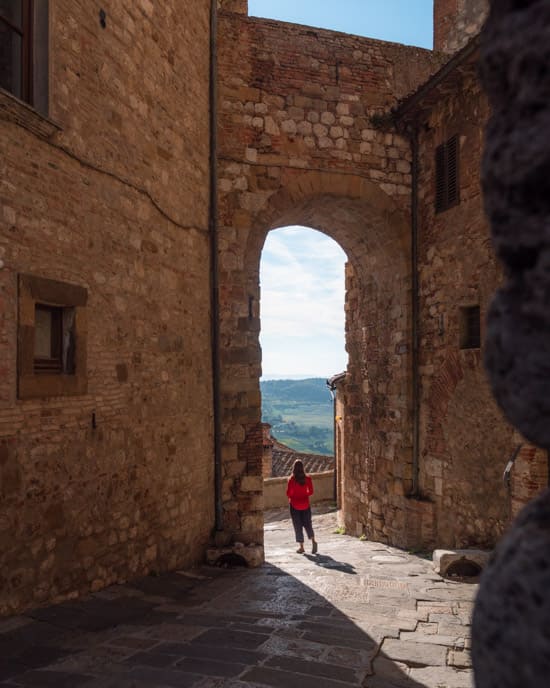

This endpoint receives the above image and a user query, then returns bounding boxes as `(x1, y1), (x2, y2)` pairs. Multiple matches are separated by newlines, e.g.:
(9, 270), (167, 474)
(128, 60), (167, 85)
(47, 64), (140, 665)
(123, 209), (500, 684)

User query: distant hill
(261, 377), (333, 402)
(261, 378), (334, 455)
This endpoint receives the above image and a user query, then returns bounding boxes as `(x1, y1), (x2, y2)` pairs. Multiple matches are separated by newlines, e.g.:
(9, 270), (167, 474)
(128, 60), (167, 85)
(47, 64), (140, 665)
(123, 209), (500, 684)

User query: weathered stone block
(240, 476), (263, 493)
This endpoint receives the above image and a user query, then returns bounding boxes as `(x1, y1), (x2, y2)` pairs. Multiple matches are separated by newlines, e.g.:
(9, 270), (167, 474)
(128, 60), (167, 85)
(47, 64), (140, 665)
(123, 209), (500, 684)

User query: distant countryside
(260, 378), (334, 455)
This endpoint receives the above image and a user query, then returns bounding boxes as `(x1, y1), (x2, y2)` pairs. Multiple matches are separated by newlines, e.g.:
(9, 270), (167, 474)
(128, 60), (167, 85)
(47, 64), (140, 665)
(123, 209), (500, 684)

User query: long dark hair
(292, 460), (306, 485)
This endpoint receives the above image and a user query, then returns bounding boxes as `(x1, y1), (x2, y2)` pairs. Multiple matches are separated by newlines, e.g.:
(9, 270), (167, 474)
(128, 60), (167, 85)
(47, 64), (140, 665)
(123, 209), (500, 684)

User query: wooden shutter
(435, 143), (446, 213)
(435, 135), (460, 213)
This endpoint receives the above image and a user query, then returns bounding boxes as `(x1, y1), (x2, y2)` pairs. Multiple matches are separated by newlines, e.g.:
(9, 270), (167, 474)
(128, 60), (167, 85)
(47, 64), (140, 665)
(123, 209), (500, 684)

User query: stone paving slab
(0, 507), (476, 687)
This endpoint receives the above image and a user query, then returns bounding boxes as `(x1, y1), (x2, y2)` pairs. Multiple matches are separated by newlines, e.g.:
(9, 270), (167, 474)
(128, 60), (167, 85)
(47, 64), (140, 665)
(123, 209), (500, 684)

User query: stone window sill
(0, 88), (61, 139)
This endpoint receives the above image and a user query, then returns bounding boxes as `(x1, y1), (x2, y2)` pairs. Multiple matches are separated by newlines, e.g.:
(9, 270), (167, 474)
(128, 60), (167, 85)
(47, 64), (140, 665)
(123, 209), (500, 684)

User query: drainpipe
(209, 0), (223, 532)
(411, 125), (421, 497)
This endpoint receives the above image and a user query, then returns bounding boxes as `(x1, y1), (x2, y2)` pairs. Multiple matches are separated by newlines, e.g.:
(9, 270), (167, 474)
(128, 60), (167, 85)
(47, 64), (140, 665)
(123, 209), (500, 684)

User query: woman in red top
(286, 460), (318, 554)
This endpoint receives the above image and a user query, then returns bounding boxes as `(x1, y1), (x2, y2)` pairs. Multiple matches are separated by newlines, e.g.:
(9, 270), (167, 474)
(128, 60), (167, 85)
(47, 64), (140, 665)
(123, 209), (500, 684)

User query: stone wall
(342, 262), (436, 548)
(1, 0), (535, 620)
(216, 11), (443, 549)
(415, 65), (514, 548)
(348, 42), (549, 550)
(0, 0), (214, 615)
(264, 472), (334, 510)
(434, 0), (489, 53)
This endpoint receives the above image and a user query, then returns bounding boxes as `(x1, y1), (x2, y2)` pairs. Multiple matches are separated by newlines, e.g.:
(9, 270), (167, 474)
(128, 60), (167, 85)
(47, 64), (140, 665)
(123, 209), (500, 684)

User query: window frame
(0, 0), (34, 104)
(0, 0), (51, 118)
(18, 275), (88, 399)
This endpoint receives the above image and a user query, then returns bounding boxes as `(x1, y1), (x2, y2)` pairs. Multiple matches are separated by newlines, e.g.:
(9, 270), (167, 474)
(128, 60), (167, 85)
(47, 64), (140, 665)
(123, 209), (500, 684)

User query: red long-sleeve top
(286, 476), (314, 510)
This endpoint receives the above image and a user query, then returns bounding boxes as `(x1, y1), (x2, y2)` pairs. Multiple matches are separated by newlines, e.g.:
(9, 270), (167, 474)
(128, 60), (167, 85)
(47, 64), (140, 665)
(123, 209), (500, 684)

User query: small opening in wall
(459, 305), (480, 350)
(445, 558), (482, 582)
(215, 552), (248, 568)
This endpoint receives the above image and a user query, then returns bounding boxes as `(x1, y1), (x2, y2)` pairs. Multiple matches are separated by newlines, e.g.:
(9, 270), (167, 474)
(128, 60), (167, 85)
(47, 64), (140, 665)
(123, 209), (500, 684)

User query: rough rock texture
(480, 1), (550, 450)
(472, 489), (550, 687)
(473, 2), (550, 686)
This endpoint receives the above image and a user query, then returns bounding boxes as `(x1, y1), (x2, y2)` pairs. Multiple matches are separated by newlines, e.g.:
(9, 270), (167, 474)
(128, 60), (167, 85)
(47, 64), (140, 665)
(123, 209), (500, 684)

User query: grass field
(269, 402), (333, 428)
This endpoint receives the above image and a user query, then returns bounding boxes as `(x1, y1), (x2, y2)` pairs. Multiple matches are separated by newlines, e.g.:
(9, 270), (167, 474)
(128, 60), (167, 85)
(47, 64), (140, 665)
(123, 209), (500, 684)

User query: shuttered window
(435, 135), (460, 213)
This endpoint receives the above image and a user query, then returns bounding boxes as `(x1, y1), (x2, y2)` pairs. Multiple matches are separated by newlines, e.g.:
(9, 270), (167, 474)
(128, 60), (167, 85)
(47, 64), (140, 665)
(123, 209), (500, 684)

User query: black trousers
(290, 505), (314, 543)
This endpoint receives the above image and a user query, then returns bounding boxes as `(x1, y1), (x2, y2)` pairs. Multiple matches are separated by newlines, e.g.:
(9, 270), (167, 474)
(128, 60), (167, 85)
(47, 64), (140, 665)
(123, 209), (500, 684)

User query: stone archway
(217, 168), (417, 548)
(215, 4), (445, 552)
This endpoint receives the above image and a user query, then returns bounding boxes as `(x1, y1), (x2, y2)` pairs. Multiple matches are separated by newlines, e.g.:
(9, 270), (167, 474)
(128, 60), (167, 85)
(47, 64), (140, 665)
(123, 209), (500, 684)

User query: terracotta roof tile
(271, 438), (334, 478)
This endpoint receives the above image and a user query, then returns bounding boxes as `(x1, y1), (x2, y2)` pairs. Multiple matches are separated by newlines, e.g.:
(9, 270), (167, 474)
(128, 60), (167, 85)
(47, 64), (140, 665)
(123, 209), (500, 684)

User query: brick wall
(0, 0), (214, 615)
(415, 65), (515, 548)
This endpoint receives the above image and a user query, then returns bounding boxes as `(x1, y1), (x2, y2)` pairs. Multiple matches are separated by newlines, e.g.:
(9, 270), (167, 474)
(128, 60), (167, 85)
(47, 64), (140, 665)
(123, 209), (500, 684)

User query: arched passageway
(217, 169), (425, 550)
(258, 225), (346, 503)
(215, 6), (447, 554)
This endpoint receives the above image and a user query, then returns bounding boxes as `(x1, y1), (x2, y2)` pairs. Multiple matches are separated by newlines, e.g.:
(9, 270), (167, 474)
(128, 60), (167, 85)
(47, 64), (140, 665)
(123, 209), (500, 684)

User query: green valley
(260, 378), (334, 455)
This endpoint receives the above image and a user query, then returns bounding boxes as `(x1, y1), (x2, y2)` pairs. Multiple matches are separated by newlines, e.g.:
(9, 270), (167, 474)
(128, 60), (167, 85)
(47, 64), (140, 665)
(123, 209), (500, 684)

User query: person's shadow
(304, 552), (357, 574)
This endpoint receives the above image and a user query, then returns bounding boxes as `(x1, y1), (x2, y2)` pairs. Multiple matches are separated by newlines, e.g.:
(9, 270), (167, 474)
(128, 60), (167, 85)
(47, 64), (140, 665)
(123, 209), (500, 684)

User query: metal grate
(435, 135), (460, 213)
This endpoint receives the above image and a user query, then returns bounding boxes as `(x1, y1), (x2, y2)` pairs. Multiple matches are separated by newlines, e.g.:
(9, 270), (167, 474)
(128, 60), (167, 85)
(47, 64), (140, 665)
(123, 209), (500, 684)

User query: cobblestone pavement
(0, 507), (476, 687)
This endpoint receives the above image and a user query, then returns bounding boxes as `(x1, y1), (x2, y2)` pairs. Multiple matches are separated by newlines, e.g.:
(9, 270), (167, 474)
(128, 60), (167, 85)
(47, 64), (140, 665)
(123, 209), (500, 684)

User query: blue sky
(255, 2), (434, 379)
(260, 228), (347, 379)
(248, 0), (434, 49)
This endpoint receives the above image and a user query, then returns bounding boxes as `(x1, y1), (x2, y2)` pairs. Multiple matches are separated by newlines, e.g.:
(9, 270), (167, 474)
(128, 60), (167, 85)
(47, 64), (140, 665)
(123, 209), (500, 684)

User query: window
(18, 275), (87, 399)
(0, 0), (49, 114)
(33, 304), (76, 375)
(435, 135), (460, 213)
(459, 305), (480, 350)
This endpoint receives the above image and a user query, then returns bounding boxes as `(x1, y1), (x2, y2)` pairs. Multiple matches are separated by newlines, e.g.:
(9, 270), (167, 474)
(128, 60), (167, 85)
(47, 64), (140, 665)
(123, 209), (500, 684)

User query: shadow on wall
(0, 563), (424, 686)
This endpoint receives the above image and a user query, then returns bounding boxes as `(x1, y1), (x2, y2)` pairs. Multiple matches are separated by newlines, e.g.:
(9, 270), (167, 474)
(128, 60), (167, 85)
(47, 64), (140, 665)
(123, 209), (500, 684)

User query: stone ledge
(0, 88), (61, 139)
(206, 543), (264, 568)
(433, 549), (491, 578)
